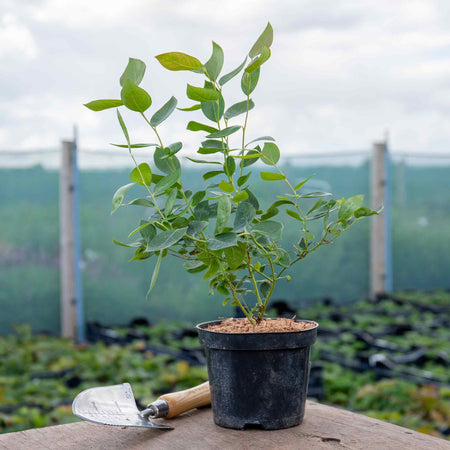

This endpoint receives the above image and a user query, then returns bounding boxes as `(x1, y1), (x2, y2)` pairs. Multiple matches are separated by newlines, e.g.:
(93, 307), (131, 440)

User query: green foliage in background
(84, 23), (377, 323)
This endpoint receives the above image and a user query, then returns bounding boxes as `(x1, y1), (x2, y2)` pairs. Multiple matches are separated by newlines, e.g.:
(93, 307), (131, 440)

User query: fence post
(60, 140), (77, 339)
(370, 141), (392, 299)
(59, 133), (84, 341)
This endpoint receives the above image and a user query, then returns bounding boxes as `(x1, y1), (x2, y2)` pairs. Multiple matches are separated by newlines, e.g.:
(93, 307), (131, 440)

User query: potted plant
(84, 23), (379, 430)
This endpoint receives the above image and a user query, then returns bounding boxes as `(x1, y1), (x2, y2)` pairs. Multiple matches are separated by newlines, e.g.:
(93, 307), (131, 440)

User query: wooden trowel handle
(159, 381), (211, 418)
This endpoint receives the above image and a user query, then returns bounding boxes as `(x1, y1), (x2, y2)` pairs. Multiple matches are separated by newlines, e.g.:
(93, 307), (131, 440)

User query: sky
(1, 0), (450, 167)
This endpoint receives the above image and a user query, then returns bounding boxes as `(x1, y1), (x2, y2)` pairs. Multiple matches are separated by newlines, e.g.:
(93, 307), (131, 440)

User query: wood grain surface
(0, 401), (448, 450)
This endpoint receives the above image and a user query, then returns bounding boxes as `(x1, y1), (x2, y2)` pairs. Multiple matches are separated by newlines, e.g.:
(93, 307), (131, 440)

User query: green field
(1, 163), (450, 334)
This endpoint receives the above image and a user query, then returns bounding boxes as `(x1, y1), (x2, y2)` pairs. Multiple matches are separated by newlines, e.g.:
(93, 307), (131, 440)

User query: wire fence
(1, 146), (450, 335)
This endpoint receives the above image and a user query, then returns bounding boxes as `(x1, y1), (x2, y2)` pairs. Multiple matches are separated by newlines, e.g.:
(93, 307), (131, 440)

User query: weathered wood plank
(0, 401), (447, 450)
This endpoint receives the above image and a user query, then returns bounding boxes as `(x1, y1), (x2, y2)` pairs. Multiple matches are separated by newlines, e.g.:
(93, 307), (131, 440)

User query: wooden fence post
(370, 141), (392, 299)
(60, 140), (77, 339)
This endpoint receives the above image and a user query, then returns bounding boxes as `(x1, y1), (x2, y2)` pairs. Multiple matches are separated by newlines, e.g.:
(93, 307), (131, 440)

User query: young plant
(85, 23), (379, 325)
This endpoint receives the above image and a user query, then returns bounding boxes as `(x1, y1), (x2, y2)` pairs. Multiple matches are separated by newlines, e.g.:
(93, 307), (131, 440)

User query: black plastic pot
(197, 319), (318, 430)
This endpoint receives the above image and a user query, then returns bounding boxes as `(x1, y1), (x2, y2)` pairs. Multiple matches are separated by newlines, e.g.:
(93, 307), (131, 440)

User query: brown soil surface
(205, 317), (317, 333)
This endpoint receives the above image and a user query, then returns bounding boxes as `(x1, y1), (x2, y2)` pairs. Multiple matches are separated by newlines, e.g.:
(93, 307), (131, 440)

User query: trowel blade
(72, 383), (173, 430)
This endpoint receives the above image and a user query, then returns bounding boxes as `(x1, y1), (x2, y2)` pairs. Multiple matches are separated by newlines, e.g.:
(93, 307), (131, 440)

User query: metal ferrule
(140, 399), (169, 419)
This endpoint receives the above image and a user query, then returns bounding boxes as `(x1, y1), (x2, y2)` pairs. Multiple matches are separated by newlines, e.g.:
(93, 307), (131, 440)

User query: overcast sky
(1, 0), (450, 167)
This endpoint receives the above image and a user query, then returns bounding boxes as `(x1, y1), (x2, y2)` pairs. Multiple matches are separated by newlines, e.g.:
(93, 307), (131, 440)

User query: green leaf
(260, 172), (285, 181)
(215, 195), (231, 235)
(192, 191), (206, 207)
(241, 68), (260, 95)
(166, 141), (183, 154)
(261, 206), (279, 221)
(177, 104), (201, 111)
(121, 79), (152, 112)
(198, 147), (222, 155)
(260, 281), (272, 298)
(164, 188), (178, 215)
(208, 232), (237, 250)
(219, 180), (234, 193)
(155, 52), (203, 71)
(307, 198), (325, 216)
(201, 140), (226, 149)
(116, 109), (130, 145)
(234, 202), (256, 232)
(338, 195), (364, 221)
(187, 84), (220, 102)
(187, 121), (218, 133)
(204, 41), (224, 81)
(233, 191), (248, 203)
(124, 198), (154, 207)
(224, 242), (246, 269)
(354, 206), (379, 218)
(246, 136), (275, 145)
(261, 142), (280, 165)
(203, 170), (223, 181)
(249, 22), (273, 58)
(286, 209), (302, 221)
(112, 182), (135, 213)
(129, 220), (156, 241)
(241, 149), (260, 167)
(219, 57), (247, 86)
(130, 163), (152, 185)
(113, 238), (143, 248)
(150, 96), (177, 126)
(243, 188), (259, 210)
(110, 143), (157, 148)
(187, 220), (207, 236)
(224, 99), (255, 120)
(194, 200), (210, 220)
(203, 259), (221, 280)
(272, 248), (290, 267)
(206, 126), (241, 139)
(252, 220), (283, 241)
(225, 156), (236, 176)
(201, 83), (225, 121)
(84, 99), (123, 111)
(237, 173), (251, 187)
(245, 45), (271, 73)
(154, 169), (181, 194)
(120, 58), (146, 86)
(295, 175), (315, 191)
(299, 191), (331, 198)
(154, 147), (180, 174)
(146, 227), (188, 251)
(147, 252), (163, 297)
(186, 157), (222, 165)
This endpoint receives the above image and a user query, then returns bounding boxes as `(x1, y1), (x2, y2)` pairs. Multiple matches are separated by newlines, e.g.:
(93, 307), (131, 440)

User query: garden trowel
(72, 381), (210, 430)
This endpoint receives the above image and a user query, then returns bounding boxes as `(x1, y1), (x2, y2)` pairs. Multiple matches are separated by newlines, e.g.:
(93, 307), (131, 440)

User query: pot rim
(196, 318), (319, 336)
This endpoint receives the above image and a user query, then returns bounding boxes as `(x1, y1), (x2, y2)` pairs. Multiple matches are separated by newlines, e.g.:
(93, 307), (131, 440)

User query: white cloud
(0, 13), (38, 60)
(1, 0), (450, 165)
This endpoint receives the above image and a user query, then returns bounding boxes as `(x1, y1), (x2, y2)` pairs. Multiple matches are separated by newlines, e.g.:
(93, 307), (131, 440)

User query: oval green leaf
(261, 142), (280, 165)
(224, 99), (255, 120)
(260, 172), (285, 181)
(84, 99), (123, 111)
(120, 58), (146, 87)
(187, 84), (220, 102)
(155, 52), (203, 71)
(150, 96), (177, 126)
(130, 163), (152, 185)
(121, 79), (152, 112)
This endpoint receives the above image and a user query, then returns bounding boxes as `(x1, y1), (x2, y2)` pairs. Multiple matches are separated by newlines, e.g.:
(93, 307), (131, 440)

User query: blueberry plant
(85, 23), (379, 324)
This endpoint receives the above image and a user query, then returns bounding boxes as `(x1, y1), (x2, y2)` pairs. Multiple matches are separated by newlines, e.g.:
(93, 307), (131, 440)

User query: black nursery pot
(196, 319), (318, 430)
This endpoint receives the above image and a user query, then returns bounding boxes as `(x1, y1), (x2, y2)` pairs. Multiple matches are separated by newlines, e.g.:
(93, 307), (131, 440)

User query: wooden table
(0, 401), (448, 449)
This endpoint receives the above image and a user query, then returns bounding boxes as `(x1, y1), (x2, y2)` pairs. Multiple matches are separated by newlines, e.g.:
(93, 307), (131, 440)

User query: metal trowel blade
(72, 383), (173, 430)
